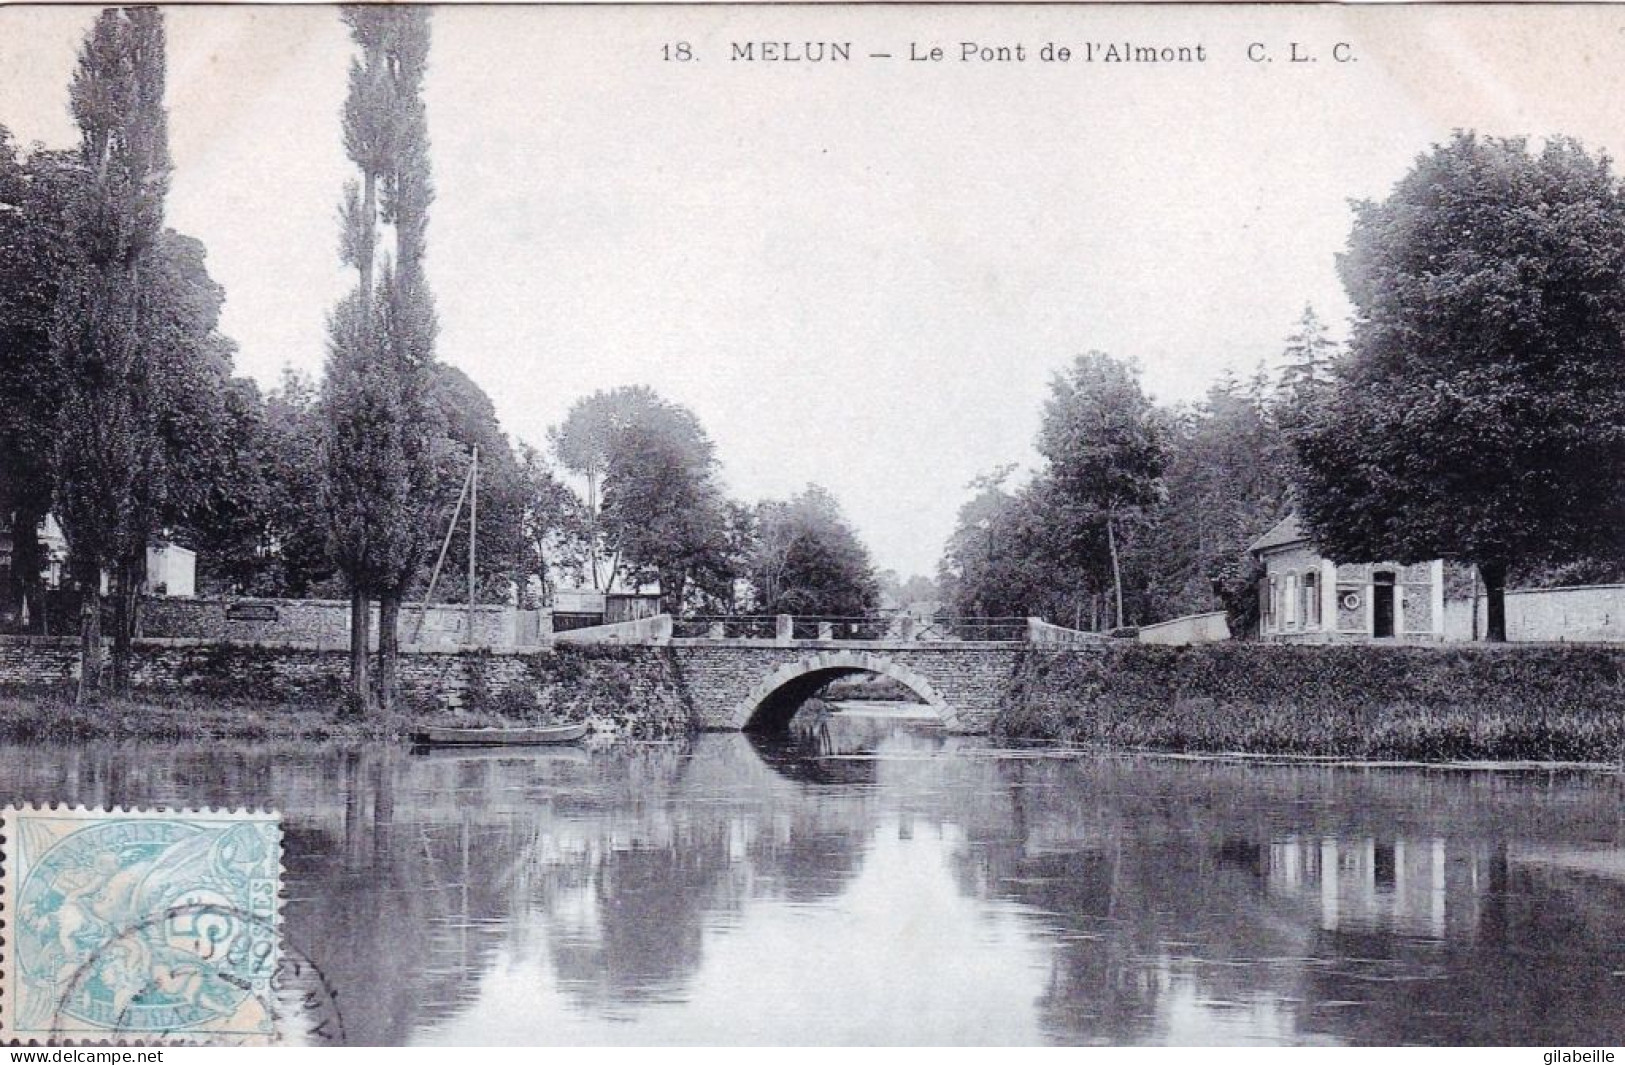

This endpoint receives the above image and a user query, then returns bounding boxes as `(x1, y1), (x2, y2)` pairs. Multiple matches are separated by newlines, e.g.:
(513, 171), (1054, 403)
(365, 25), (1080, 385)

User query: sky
(4, 4), (1625, 578)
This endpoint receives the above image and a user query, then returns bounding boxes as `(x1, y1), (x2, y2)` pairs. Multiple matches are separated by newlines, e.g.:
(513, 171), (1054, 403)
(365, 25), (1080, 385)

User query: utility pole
(468, 446), (478, 647)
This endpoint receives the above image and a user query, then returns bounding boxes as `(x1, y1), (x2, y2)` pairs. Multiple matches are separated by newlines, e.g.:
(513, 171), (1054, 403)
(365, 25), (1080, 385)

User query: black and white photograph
(1, 1), (1624, 1048)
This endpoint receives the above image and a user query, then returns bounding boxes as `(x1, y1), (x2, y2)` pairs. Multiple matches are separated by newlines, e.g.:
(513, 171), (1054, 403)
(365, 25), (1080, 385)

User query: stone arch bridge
(555, 614), (1098, 733)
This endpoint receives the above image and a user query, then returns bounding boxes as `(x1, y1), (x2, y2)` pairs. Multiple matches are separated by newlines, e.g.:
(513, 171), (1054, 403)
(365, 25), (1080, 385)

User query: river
(4, 703), (1624, 1045)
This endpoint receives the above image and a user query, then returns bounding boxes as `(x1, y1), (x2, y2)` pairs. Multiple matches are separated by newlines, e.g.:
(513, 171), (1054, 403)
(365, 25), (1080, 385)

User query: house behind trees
(1250, 514), (1447, 642)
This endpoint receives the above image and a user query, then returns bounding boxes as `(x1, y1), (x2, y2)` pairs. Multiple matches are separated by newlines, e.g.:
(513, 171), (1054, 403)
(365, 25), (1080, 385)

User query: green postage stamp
(2, 806), (282, 1045)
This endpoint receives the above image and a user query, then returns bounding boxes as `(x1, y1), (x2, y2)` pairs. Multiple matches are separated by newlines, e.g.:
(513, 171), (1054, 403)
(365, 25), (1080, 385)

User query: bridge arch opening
(734, 652), (958, 732)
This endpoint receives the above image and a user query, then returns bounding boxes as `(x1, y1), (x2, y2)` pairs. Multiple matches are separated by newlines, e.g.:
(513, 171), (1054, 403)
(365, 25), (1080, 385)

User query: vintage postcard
(1, 1), (1624, 1049)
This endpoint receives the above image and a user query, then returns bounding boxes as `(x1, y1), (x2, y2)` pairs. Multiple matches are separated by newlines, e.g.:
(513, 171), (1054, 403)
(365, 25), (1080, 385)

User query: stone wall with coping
(1138, 612), (1231, 646)
(1442, 584), (1625, 643)
(136, 597), (527, 649)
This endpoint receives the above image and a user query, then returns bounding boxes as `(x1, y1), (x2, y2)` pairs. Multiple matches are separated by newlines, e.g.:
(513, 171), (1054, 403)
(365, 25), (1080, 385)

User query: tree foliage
(319, 5), (446, 711)
(1134, 374), (1293, 633)
(551, 386), (735, 611)
(746, 485), (879, 616)
(1293, 133), (1625, 639)
(1036, 352), (1168, 628)
(0, 136), (74, 627)
(50, 7), (183, 697)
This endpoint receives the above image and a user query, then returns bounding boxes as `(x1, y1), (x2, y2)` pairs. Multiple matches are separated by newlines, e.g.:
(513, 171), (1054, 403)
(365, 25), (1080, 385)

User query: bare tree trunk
(377, 592), (400, 715)
(349, 588), (373, 716)
(1107, 514), (1125, 630)
(1479, 561), (1508, 643)
(109, 554), (135, 697)
(77, 583), (102, 704)
(586, 469), (601, 590)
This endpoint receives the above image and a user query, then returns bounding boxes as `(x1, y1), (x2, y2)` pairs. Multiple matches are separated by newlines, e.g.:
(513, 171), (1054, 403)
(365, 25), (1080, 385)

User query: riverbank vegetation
(940, 135), (1625, 641)
(998, 644), (1625, 763)
(0, 687), (392, 743)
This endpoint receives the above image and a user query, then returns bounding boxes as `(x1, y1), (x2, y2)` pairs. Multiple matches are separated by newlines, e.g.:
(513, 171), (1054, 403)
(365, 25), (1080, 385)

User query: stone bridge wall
(667, 642), (1027, 732)
(1, 636), (1032, 735)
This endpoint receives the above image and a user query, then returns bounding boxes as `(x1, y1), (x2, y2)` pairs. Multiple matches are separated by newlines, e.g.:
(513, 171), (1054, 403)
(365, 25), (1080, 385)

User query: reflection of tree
(546, 834), (726, 1014)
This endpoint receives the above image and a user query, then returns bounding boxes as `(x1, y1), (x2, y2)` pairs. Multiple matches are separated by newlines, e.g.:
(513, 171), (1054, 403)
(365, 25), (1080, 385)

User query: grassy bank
(998, 643), (1625, 763)
(0, 642), (693, 742)
(0, 686), (394, 742)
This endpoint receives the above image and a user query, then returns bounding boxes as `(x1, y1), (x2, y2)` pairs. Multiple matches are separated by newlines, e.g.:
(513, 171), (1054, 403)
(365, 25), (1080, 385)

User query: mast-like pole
(413, 459), (474, 644)
(468, 446), (478, 646)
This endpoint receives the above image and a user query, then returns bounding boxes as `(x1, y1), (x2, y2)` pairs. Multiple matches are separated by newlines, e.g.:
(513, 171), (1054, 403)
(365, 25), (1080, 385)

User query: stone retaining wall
(0, 637), (689, 736)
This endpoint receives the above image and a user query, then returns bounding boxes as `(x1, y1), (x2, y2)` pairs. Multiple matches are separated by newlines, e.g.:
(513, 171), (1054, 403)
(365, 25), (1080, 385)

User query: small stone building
(1249, 514), (1445, 641)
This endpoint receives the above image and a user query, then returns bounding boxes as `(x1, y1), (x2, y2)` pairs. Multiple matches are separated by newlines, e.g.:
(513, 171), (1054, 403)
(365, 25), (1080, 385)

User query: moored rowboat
(410, 722), (588, 746)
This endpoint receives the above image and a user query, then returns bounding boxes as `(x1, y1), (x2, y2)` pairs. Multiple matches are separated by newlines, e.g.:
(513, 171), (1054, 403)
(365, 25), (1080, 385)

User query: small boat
(408, 744), (590, 764)
(410, 722), (588, 747)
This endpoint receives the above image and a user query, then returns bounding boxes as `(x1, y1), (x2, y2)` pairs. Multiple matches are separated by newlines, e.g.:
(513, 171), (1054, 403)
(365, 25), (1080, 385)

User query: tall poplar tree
(321, 6), (445, 714)
(51, 7), (171, 700)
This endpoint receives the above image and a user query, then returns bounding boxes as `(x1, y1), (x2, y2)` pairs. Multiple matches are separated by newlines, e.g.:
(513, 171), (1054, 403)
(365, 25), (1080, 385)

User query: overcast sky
(4, 4), (1624, 578)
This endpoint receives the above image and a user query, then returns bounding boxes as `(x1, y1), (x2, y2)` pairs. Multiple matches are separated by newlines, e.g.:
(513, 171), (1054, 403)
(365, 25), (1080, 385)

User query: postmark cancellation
(2, 805), (283, 1045)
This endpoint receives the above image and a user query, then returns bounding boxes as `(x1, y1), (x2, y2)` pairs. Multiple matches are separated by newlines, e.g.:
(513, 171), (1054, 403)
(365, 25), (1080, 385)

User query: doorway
(1372, 573), (1396, 638)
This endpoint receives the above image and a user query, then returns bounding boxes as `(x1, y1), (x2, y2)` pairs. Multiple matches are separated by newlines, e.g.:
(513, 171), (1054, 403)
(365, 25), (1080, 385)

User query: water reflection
(2, 718), (1623, 1045)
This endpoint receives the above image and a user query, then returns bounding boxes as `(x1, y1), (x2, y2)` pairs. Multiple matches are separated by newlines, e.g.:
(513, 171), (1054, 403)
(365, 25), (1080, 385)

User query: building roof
(1248, 513), (1309, 554)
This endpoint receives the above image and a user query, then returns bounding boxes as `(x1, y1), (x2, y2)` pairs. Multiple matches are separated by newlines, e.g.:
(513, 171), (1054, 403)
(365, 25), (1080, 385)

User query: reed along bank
(996, 642), (1625, 763)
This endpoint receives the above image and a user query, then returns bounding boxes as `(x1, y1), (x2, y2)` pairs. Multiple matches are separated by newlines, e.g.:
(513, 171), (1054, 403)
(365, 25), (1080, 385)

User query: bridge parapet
(669, 614), (1031, 645)
(1027, 617), (1105, 648)
(553, 613), (1099, 650)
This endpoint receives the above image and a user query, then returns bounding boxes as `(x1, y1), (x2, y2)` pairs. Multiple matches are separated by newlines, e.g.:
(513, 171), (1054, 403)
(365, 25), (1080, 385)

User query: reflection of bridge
(556, 613), (1100, 734)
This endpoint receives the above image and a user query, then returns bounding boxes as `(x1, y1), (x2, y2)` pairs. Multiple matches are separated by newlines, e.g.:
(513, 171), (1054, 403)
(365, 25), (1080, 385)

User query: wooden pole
(468, 446), (478, 647)
(412, 459), (473, 644)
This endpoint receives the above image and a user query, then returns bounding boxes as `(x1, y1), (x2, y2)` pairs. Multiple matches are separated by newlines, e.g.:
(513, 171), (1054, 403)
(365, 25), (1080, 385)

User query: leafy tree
(50, 7), (174, 699)
(746, 485), (879, 616)
(937, 471), (1115, 627)
(1036, 352), (1168, 629)
(260, 369), (337, 596)
(601, 411), (732, 612)
(894, 574), (941, 609)
(549, 389), (621, 589)
(417, 364), (531, 606)
(320, 5), (447, 712)
(551, 386), (735, 611)
(1294, 132), (1625, 640)
(1135, 373), (1292, 633)
(183, 374), (271, 595)
(0, 136), (74, 630)
(515, 442), (590, 607)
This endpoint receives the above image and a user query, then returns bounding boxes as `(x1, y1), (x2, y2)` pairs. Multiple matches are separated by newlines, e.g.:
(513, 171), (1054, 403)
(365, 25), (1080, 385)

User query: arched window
(1302, 571), (1320, 628)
